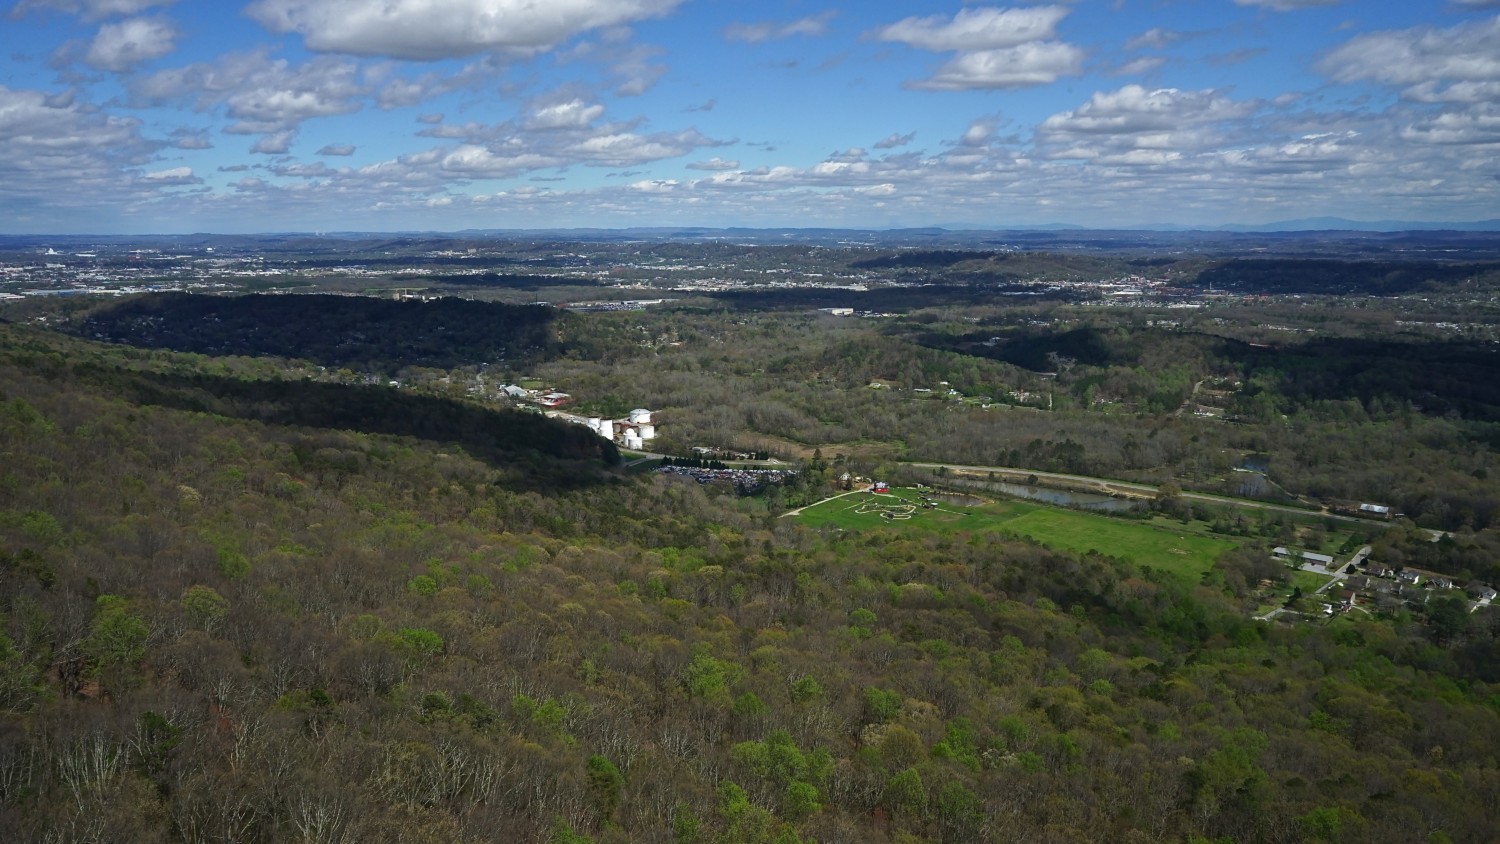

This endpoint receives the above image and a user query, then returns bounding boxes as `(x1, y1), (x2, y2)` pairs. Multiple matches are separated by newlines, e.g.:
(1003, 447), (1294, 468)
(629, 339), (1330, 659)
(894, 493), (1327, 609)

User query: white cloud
(1114, 56), (1166, 77)
(0, 84), (169, 219)
(138, 165), (198, 184)
(724, 12), (835, 43)
(1320, 15), (1500, 102)
(686, 157), (739, 171)
(875, 6), (1068, 51)
(245, 0), (684, 61)
(134, 51), (366, 152)
(874, 131), (916, 149)
(875, 6), (1083, 90)
(915, 42), (1084, 90)
(1040, 85), (1254, 136)
(1399, 104), (1500, 145)
(251, 129), (295, 154)
(527, 99), (605, 130)
(11, 0), (174, 21)
(568, 128), (718, 166)
(629, 178), (678, 192)
(83, 17), (176, 71)
(317, 143), (355, 155)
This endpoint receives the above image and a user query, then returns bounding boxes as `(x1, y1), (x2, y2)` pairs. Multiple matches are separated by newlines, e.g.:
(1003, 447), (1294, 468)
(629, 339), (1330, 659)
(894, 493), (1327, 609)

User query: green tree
(586, 754), (624, 820)
(883, 767), (927, 821)
(180, 585), (229, 633)
(83, 594), (149, 672)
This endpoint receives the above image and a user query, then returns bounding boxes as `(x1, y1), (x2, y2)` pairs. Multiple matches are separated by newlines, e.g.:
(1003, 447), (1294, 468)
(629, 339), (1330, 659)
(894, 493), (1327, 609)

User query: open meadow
(798, 487), (1241, 581)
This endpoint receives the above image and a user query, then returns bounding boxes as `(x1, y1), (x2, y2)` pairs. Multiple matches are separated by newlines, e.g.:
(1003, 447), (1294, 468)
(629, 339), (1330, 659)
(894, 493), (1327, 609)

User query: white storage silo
(628, 408), (652, 425)
(598, 420), (614, 440)
(638, 424), (656, 440)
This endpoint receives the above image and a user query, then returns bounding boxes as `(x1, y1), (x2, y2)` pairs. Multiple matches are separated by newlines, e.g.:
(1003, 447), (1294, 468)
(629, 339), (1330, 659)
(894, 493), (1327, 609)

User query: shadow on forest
(77, 292), (563, 371)
(84, 367), (620, 491)
(1190, 258), (1500, 295)
(919, 324), (1500, 427)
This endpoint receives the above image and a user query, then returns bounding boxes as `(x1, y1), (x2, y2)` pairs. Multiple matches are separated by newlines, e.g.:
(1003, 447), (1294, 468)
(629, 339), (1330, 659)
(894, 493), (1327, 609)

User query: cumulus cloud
(251, 129), (295, 154)
(526, 98), (605, 129)
(686, 156), (738, 171)
(317, 143), (355, 155)
(1400, 104), (1500, 145)
(245, 0), (685, 61)
(874, 131), (916, 149)
(11, 0), (174, 21)
(1320, 15), (1500, 102)
(83, 16), (175, 71)
(0, 83), (164, 215)
(724, 12), (835, 43)
(875, 6), (1083, 90)
(875, 6), (1068, 51)
(915, 42), (1083, 90)
(1037, 85), (1258, 162)
(134, 51), (365, 152)
(138, 165), (198, 184)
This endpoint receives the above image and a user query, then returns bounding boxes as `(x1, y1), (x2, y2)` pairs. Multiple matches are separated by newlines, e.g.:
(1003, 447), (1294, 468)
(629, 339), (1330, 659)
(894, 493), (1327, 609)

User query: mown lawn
(798, 488), (1241, 581)
(996, 508), (1239, 580)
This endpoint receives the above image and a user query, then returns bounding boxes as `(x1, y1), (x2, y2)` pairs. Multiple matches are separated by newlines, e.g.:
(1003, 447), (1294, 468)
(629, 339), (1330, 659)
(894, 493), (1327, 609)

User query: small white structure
(628, 408), (652, 425)
(623, 433), (643, 450)
(638, 423), (656, 440)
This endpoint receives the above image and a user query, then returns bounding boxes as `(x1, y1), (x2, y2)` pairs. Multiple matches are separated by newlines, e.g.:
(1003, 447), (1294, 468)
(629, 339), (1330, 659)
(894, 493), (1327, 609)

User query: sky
(3, 0), (1499, 234)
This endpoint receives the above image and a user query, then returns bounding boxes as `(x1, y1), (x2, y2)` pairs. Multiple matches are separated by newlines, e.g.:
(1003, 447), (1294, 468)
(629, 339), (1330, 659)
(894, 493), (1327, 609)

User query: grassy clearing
(1289, 569), (1336, 593)
(798, 488), (1240, 581)
(998, 508), (1239, 581)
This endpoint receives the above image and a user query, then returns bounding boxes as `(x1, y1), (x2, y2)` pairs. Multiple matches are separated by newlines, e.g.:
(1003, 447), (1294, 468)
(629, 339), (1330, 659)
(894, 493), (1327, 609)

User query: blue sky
(3, 0), (1498, 233)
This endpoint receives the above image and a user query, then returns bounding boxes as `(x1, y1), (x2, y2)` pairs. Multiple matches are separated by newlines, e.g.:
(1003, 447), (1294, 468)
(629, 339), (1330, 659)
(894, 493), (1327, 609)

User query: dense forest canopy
(1, 324), (1498, 843)
(78, 293), (563, 371)
(3, 239), (1500, 842)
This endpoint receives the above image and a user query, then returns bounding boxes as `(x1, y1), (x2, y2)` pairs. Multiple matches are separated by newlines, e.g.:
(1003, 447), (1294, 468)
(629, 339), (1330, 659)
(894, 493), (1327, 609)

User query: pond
(986, 481), (1143, 514)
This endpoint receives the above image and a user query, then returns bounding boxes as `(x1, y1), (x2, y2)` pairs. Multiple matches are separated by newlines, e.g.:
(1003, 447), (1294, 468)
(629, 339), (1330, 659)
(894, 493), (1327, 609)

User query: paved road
(906, 462), (1383, 526)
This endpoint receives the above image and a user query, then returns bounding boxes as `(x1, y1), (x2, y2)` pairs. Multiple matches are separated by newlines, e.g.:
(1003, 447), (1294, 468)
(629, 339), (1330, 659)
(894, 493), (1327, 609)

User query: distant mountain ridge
(1209, 217), (1500, 233)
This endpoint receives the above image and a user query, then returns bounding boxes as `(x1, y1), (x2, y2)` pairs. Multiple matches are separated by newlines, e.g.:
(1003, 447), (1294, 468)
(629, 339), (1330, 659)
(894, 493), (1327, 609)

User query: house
(1426, 576), (1455, 591)
(1466, 583), (1498, 602)
(1272, 547), (1335, 567)
(1396, 570), (1422, 586)
(501, 384), (529, 399)
(1367, 565), (1396, 579)
(1348, 575), (1394, 595)
(1396, 584), (1429, 604)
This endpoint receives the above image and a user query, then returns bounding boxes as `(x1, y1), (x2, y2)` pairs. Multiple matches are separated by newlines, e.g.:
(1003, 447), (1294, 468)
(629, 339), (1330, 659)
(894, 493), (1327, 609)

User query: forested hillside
(1, 326), (1498, 843)
(77, 293), (564, 371)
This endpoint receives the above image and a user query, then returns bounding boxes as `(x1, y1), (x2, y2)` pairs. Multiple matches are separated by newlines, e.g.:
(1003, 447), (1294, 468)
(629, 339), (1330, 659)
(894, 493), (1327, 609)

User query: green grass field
(798, 488), (1240, 581)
